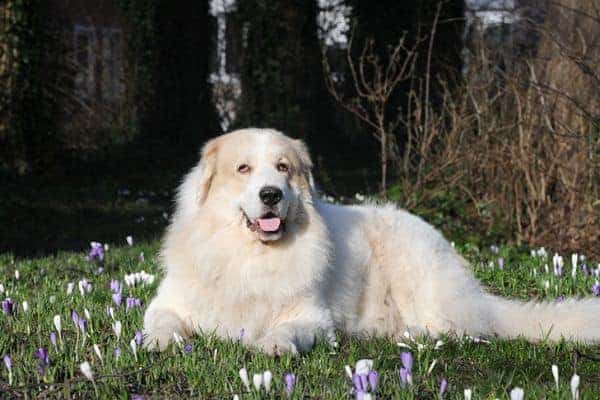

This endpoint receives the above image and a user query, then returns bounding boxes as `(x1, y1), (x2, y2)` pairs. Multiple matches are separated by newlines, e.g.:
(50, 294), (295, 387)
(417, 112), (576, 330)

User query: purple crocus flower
(352, 373), (364, 392)
(110, 280), (121, 293)
(582, 264), (589, 276)
(284, 373), (296, 396)
(126, 296), (142, 311)
(36, 347), (50, 375)
(2, 298), (14, 316)
(440, 378), (448, 397)
(50, 332), (58, 350)
(359, 374), (368, 391)
(401, 352), (413, 372)
(3, 354), (12, 385)
(592, 283), (600, 296)
(3, 354), (11, 371)
(355, 390), (368, 400)
(556, 295), (565, 303)
(88, 242), (104, 262)
(239, 328), (245, 341)
(400, 367), (410, 387)
(368, 371), (379, 391)
(135, 331), (143, 347)
(72, 310), (80, 326)
(36, 348), (49, 365)
(184, 343), (193, 354)
(112, 292), (122, 307)
(114, 347), (121, 360)
(78, 318), (87, 334)
(498, 257), (504, 269)
(131, 395), (145, 400)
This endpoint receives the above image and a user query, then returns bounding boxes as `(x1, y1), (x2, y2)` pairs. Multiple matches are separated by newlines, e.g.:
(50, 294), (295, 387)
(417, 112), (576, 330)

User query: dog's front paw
(143, 329), (174, 351)
(255, 334), (298, 356)
(143, 307), (188, 352)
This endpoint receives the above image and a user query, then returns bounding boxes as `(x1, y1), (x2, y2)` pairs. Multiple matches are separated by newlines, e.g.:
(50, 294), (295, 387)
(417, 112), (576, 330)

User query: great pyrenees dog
(144, 128), (600, 354)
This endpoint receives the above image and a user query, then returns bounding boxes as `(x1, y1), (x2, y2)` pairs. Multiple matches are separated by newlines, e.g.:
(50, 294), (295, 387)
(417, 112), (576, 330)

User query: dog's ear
(293, 139), (316, 193)
(174, 137), (219, 219)
(195, 138), (219, 205)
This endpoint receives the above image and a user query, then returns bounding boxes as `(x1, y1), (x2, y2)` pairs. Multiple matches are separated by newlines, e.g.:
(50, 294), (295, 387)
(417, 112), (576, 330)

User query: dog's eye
(276, 162), (289, 173)
(237, 164), (250, 174)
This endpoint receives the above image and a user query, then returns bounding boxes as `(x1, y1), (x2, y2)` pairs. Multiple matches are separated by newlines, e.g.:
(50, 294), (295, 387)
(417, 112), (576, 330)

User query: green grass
(1, 241), (600, 399)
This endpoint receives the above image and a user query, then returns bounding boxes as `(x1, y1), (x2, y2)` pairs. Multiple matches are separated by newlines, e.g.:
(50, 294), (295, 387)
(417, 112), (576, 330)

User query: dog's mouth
(244, 211), (285, 241)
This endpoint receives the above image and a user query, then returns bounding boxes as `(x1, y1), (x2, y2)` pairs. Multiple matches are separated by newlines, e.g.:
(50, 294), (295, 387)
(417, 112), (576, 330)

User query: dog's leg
(143, 302), (190, 351)
(254, 299), (334, 355)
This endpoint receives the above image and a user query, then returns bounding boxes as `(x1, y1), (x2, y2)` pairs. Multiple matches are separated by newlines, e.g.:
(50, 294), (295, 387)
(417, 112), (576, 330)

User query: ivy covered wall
(0, 0), (219, 173)
(0, 0), (59, 173)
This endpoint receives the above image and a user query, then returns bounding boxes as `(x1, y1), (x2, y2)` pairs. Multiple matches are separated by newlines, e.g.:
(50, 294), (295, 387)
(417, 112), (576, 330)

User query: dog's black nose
(259, 186), (282, 206)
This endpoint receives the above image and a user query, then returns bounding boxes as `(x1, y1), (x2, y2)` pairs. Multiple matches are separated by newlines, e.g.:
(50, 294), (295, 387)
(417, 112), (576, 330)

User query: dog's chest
(188, 287), (287, 341)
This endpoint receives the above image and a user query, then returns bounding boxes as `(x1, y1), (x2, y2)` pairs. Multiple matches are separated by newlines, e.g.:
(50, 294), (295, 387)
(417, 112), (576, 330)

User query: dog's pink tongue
(257, 217), (281, 232)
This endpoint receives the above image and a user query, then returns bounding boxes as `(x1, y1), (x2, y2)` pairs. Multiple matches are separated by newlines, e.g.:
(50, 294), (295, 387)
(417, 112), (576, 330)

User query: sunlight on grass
(1, 241), (599, 398)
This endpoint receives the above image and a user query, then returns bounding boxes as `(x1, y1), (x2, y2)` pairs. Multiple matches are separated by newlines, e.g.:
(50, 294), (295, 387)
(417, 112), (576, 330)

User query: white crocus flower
(570, 374), (580, 400)
(434, 340), (444, 350)
(67, 282), (74, 295)
(14, 270), (19, 280)
(112, 321), (122, 339)
(510, 387), (524, 400)
(427, 359), (437, 374)
(464, 388), (473, 400)
(84, 308), (91, 320)
(355, 359), (373, 375)
(239, 368), (250, 391)
(80, 361), (93, 380)
(552, 364), (559, 389)
(126, 236), (133, 246)
(22, 301), (29, 312)
(93, 344), (103, 363)
(53, 315), (62, 337)
(130, 338), (138, 361)
(252, 373), (263, 390)
(344, 365), (353, 379)
(571, 253), (578, 278)
(263, 370), (272, 393)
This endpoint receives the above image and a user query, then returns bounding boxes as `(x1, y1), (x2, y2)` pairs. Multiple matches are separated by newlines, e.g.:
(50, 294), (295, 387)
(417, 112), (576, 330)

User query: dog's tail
(486, 295), (600, 342)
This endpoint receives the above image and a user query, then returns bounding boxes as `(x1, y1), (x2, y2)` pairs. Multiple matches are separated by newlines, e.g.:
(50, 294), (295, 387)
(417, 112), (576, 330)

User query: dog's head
(185, 128), (315, 243)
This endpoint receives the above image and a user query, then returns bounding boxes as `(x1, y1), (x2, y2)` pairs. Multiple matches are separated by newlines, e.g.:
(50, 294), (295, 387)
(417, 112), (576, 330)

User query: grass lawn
(1, 238), (599, 399)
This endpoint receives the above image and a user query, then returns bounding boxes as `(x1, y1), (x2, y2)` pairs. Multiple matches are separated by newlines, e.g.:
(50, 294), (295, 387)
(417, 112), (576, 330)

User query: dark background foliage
(1, 0), (597, 257)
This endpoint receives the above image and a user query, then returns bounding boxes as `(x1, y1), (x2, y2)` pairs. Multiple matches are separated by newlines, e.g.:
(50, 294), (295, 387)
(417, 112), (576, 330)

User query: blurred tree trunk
(234, 0), (334, 145)
(149, 0), (219, 147)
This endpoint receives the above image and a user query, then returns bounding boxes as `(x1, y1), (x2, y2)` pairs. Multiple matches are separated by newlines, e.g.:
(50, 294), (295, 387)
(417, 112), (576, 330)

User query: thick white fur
(144, 128), (600, 354)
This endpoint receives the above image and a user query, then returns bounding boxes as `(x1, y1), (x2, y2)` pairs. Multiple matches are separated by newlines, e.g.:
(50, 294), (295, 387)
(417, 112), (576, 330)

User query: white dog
(143, 128), (600, 354)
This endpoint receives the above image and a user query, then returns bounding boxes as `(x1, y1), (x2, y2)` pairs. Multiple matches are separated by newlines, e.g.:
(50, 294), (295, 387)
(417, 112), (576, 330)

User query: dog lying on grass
(144, 128), (600, 354)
